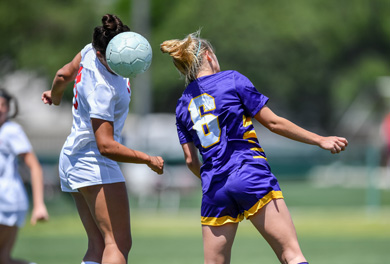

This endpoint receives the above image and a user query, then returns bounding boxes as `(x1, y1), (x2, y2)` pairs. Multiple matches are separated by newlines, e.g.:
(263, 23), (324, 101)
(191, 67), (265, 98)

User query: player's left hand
(148, 156), (164, 174)
(319, 136), (348, 154)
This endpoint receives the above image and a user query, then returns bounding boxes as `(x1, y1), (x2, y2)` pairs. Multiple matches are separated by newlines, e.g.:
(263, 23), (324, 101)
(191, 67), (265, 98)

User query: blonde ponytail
(160, 31), (212, 85)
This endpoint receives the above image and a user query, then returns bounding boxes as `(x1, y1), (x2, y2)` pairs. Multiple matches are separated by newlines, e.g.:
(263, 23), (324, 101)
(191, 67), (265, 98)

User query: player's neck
(197, 68), (219, 79)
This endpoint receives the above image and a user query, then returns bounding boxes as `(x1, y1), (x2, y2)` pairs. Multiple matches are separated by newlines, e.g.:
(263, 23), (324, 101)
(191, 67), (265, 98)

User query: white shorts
(0, 210), (27, 227)
(59, 151), (125, 192)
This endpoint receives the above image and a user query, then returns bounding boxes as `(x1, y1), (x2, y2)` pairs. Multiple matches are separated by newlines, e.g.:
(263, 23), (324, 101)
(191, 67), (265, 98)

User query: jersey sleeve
(234, 71), (269, 117)
(176, 116), (193, 145)
(8, 124), (32, 155)
(88, 84), (116, 121)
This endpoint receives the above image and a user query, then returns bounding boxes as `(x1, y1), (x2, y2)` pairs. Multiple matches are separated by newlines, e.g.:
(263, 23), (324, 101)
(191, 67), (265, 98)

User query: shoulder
(214, 70), (245, 79)
(230, 70), (250, 81)
(175, 94), (187, 114)
(81, 43), (94, 57)
(1, 121), (24, 134)
(80, 44), (97, 71)
(203, 70), (249, 86)
(77, 44), (99, 90)
(0, 121), (28, 144)
(228, 70), (255, 89)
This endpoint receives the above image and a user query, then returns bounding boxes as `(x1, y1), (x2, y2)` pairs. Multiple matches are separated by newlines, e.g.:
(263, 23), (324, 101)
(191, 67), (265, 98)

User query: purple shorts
(201, 162), (283, 226)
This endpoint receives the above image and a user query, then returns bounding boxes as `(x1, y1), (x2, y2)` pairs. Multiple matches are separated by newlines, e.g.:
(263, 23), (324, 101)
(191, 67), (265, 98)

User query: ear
(96, 51), (105, 60)
(204, 50), (212, 62)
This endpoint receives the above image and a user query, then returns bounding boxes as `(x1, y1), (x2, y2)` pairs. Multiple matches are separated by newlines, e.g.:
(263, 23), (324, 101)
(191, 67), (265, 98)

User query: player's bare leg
(202, 222), (238, 264)
(72, 192), (105, 263)
(78, 183), (132, 264)
(249, 199), (307, 264)
(0, 224), (30, 264)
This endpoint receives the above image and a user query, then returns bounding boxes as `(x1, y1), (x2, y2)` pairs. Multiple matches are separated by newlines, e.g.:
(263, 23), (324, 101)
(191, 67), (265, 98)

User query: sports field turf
(13, 183), (390, 264)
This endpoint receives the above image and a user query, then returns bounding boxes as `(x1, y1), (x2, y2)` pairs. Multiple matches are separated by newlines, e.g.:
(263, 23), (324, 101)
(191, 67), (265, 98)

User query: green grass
(12, 183), (390, 264)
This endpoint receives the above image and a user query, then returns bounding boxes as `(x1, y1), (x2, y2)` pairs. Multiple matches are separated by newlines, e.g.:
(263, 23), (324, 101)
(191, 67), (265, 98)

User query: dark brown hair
(0, 88), (18, 118)
(92, 14), (130, 55)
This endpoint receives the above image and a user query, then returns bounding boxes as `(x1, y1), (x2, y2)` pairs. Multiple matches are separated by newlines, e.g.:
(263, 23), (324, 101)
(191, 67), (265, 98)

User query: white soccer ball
(106, 32), (152, 78)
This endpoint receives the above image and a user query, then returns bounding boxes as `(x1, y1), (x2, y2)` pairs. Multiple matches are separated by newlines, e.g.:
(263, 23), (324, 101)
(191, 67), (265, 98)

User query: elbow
(55, 72), (71, 83)
(98, 147), (111, 157)
(266, 121), (279, 134)
(98, 148), (110, 157)
(265, 117), (287, 134)
(97, 142), (114, 157)
(55, 67), (75, 84)
(185, 156), (197, 170)
(52, 99), (61, 106)
(185, 157), (194, 169)
(186, 157), (201, 172)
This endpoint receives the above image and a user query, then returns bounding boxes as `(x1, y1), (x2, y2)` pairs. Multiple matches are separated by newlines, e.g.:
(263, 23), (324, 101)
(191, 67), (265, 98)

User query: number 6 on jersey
(188, 93), (221, 148)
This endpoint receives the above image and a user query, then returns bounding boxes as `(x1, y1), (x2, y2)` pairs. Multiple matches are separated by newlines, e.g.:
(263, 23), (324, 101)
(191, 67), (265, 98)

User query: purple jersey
(176, 70), (269, 193)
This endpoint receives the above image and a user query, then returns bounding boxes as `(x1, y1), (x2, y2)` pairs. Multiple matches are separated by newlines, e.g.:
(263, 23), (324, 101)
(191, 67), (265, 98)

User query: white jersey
(62, 44), (131, 159)
(0, 121), (31, 211)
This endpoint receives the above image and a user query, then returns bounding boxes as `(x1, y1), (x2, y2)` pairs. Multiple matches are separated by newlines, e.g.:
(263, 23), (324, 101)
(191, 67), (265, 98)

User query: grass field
(13, 182), (390, 264)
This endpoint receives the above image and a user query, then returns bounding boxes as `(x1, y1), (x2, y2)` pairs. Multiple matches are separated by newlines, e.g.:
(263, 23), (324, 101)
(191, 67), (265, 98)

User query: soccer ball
(106, 32), (152, 78)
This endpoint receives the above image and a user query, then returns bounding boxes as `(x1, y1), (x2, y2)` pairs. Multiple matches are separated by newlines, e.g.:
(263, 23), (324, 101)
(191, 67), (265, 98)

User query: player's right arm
(181, 142), (201, 179)
(41, 52), (82, 105)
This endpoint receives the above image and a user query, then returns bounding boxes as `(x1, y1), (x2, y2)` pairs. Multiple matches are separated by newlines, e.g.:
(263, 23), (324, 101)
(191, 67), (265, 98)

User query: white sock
(81, 262), (101, 264)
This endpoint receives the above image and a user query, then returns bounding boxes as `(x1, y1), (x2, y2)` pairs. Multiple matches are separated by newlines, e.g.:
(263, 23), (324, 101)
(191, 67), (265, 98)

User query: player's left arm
(20, 152), (49, 225)
(255, 106), (348, 154)
(181, 142), (202, 179)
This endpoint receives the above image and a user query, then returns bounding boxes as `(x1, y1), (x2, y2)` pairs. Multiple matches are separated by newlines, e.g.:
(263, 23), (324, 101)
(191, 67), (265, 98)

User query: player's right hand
(148, 156), (164, 174)
(41, 90), (53, 105)
(319, 136), (348, 154)
(30, 204), (49, 226)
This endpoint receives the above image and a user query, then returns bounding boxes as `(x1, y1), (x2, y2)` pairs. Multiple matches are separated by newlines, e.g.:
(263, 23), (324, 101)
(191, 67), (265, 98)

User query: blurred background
(1, 0), (390, 263)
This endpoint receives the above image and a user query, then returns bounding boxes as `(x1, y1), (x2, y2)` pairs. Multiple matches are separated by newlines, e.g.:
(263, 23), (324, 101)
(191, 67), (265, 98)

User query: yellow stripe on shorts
(244, 190), (284, 219)
(201, 214), (245, 226)
(201, 191), (283, 226)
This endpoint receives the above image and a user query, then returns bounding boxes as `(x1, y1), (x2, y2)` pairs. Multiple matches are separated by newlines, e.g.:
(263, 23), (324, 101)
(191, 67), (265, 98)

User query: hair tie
(196, 41), (202, 57)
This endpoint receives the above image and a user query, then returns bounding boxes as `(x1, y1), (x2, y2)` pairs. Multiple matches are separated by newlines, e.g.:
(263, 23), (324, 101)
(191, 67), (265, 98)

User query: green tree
(0, 0), (109, 98)
(151, 0), (390, 131)
(1, 0), (390, 132)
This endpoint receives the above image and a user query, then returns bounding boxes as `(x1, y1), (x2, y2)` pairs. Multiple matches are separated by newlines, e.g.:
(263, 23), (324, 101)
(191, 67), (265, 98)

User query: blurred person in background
(41, 14), (163, 264)
(0, 88), (49, 264)
(381, 112), (390, 166)
(161, 31), (348, 264)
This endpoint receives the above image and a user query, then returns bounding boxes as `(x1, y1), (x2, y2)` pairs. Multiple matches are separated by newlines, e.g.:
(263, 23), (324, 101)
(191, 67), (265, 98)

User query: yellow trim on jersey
(243, 130), (257, 139)
(253, 155), (267, 160)
(202, 123), (211, 136)
(248, 140), (257, 144)
(244, 190), (284, 219)
(201, 214), (245, 226)
(251, 147), (267, 160)
(250, 147), (264, 152)
(243, 115), (253, 127)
